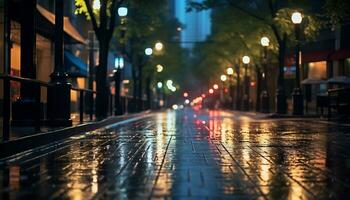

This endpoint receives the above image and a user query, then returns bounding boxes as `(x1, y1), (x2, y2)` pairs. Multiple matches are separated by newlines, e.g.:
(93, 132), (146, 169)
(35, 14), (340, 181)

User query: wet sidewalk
(0, 109), (349, 199)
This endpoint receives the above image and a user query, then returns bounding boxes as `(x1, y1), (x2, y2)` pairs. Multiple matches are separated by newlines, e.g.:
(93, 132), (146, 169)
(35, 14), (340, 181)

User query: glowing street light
(260, 36), (270, 47)
(209, 89), (214, 94)
(145, 48), (153, 56)
(166, 80), (173, 86)
(220, 75), (227, 82)
(227, 67), (234, 75)
(157, 82), (163, 89)
(242, 55), (250, 64)
(172, 104), (178, 110)
(156, 64), (163, 73)
(183, 92), (189, 98)
(213, 84), (219, 90)
(155, 42), (164, 51)
(114, 57), (124, 70)
(166, 80), (177, 92)
(291, 11), (303, 24)
(118, 7), (128, 17)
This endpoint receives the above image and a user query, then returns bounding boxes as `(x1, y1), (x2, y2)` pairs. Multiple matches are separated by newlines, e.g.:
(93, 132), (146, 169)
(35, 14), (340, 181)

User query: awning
(329, 49), (350, 60)
(285, 50), (333, 66)
(64, 51), (88, 77)
(301, 78), (327, 85)
(303, 51), (332, 63)
(327, 76), (350, 84)
(36, 5), (86, 44)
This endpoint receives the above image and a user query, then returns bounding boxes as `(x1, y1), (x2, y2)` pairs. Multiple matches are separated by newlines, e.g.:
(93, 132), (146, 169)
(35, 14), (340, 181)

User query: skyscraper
(171, 0), (211, 48)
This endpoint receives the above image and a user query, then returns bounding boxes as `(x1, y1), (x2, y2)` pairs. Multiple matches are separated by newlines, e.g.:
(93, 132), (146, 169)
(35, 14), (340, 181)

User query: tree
(188, 0), (323, 113)
(112, 0), (185, 110)
(75, 0), (125, 119)
(325, 0), (350, 28)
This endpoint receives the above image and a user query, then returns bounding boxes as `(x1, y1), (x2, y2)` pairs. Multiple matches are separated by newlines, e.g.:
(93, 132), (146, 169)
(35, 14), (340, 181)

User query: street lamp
(157, 82), (163, 89)
(227, 67), (234, 75)
(242, 56), (250, 65)
(291, 12), (302, 24)
(291, 11), (303, 115)
(145, 47), (153, 56)
(156, 64), (163, 73)
(260, 36), (270, 113)
(118, 7), (128, 17)
(220, 75), (227, 107)
(261, 36), (270, 47)
(242, 56), (250, 111)
(114, 56), (124, 115)
(221, 75), (227, 82)
(226, 67), (234, 110)
(155, 42), (164, 51)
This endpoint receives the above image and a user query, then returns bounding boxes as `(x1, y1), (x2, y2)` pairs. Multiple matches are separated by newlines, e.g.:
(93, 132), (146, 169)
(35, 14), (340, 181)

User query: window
(344, 58), (350, 76)
(308, 61), (327, 80)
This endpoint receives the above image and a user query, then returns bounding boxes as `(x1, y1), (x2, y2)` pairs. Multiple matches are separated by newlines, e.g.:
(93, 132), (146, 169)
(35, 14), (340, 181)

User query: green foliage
(187, 0), (325, 86)
(325, 0), (350, 27)
(75, 0), (113, 20)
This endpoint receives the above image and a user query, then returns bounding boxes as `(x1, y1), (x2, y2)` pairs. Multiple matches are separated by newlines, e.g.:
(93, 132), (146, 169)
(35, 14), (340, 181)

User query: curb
(0, 111), (152, 158)
(222, 109), (323, 119)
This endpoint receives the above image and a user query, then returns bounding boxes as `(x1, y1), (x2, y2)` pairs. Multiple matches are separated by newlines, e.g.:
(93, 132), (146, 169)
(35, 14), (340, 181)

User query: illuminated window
(308, 61), (326, 79)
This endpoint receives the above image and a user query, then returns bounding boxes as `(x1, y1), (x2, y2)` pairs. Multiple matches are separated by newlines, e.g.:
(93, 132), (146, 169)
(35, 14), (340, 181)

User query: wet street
(1, 109), (350, 200)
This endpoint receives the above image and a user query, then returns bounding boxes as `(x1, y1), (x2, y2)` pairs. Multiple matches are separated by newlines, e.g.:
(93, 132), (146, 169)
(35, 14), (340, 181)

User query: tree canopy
(186, 0), (327, 88)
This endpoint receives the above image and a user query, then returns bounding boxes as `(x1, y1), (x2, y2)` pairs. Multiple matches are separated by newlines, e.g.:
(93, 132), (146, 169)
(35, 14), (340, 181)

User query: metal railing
(0, 74), (160, 142)
(0, 74), (96, 141)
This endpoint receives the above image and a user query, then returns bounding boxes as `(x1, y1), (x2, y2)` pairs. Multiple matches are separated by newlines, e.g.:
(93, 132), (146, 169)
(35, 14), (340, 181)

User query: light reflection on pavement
(0, 109), (350, 199)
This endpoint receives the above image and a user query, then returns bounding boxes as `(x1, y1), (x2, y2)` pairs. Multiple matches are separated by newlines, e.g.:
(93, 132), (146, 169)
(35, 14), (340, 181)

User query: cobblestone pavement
(1, 109), (350, 200)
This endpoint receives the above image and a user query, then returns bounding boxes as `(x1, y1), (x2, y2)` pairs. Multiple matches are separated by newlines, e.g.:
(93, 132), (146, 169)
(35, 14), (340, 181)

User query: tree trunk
(95, 39), (109, 119)
(137, 64), (143, 111)
(146, 76), (151, 110)
(132, 66), (138, 99)
(256, 65), (262, 112)
(278, 35), (287, 88)
(275, 34), (288, 114)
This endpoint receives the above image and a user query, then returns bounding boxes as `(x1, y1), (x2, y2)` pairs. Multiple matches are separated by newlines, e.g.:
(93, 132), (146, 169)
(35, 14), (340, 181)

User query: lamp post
(220, 74), (227, 108)
(47, 0), (72, 126)
(226, 67), (234, 110)
(242, 56), (251, 111)
(154, 64), (163, 109)
(143, 47), (153, 110)
(157, 81), (163, 108)
(291, 11), (303, 115)
(234, 64), (241, 110)
(114, 57), (124, 115)
(260, 37), (270, 113)
(113, 6), (128, 115)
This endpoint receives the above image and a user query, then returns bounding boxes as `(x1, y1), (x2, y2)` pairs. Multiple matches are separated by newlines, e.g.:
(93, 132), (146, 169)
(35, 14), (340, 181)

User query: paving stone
(1, 109), (350, 199)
